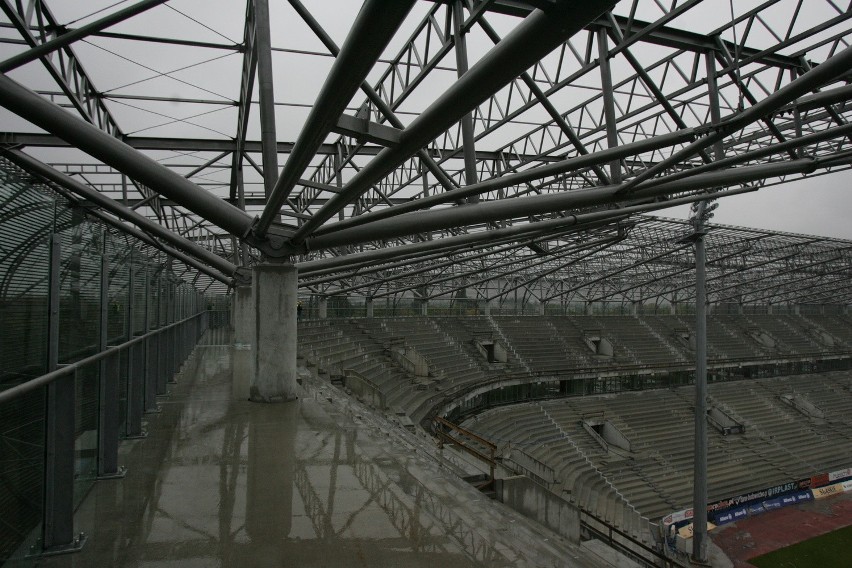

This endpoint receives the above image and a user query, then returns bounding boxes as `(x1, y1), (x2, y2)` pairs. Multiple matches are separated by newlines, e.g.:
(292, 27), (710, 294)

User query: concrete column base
(366, 298), (374, 318)
(251, 263), (298, 403)
(318, 297), (328, 319)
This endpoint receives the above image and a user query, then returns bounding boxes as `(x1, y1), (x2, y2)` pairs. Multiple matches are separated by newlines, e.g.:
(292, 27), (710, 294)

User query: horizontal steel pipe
(298, 217), (625, 275)
(0, 312), (205, 405)
(312, 130), (694, 236)
(306, 159), (813, 250)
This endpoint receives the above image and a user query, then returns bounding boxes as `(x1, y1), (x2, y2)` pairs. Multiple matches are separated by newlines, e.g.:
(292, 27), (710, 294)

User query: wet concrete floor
(32, 328), (613, 567)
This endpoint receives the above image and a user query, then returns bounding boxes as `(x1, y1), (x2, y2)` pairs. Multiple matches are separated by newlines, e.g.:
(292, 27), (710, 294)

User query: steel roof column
(255, 0), (417, 236)
(453, 0), (479, 202)
(597, 28), (622, 183)
(254, 0), (279, 202)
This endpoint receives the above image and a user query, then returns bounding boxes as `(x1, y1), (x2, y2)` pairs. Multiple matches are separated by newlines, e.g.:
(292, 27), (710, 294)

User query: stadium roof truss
(1, 0), (851, 306)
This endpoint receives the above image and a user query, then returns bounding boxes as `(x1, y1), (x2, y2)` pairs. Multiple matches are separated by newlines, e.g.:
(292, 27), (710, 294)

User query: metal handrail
(0, 310), (206, 405)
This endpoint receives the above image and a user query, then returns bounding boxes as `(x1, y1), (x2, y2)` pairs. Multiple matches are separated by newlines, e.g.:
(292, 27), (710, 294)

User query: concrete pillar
(420, 299), (428, 316)
(737, 303), (744, 315)
(630, 302), (638, 316)
(366, 297), (374, 318)
(484, 300), (492, 316)
(585, 302), (593, 316)
(538, 301), (546, 316)
(232, 285), (254, 400)
(792, 304), (801, 315)
(844, 304), (850, 316)
(251, 263), (298, 403)
(318, 297), (328, 319)
(766, 303), (773, 315)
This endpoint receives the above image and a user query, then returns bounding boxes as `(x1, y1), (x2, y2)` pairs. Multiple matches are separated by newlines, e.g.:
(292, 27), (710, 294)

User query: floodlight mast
(690, 51), (724, 565)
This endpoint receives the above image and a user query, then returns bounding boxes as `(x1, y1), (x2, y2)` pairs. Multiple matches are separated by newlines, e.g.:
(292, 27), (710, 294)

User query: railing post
(97, 246), (125, 479)
(41, 233), (85, 554)
(126, 250), (146, 437)
(144, 263), (159, 414)
(97, 352), (124, 479)
(155, 271), (168, 396)
(167, 279), (177, 384)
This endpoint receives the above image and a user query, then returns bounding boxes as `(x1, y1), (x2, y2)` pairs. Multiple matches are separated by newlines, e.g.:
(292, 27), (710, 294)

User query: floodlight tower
(689, 198), (717, 563)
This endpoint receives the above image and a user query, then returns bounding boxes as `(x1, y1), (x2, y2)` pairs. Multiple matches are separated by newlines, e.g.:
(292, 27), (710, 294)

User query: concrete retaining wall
(497, 475), (580, 543)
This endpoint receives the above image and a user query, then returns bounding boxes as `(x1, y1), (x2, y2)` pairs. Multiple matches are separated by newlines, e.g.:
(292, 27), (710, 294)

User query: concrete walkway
(32, 328), (619, 567)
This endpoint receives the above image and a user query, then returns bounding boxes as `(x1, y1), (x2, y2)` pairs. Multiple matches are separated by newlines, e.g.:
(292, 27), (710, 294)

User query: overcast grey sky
(659, 172), (852, 240)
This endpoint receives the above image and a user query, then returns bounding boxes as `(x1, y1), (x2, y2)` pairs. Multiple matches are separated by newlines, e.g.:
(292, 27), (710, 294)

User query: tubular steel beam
(0, 73), (257, 244)
(229, 0), (257, 202)
(3, 149), (238, 280)
(0, 0), (168, 73)
(286, 0), (618, 247)
(311, 129), (695, 235)
(305, 158), (813, 251)
(255, 0), (417, 235)
(298, 181), (757, 280)
(298, 217), (625, 276)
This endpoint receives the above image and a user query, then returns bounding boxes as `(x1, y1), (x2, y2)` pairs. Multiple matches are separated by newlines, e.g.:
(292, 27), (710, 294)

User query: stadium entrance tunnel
(707, 405), (745, 435)
(583, 332), (614, 358)
(582, 417), (633, 454)
(474, 338), (507, 364)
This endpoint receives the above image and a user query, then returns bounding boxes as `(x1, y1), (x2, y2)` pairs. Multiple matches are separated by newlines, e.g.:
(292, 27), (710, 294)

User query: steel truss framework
(1, 0), (851, 306)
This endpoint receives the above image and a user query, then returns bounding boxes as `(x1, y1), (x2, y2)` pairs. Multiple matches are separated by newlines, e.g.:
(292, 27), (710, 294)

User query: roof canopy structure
(1, 0), (851, 305)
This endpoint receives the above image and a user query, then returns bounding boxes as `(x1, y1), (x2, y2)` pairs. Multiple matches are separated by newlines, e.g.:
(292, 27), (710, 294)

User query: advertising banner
(714, 506), (747, 525)
(812, 483), (844, 499)
(829, 467), (852, 482)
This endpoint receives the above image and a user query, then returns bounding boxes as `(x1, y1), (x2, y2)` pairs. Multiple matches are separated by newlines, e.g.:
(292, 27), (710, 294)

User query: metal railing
(0, 311), (208, 560)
